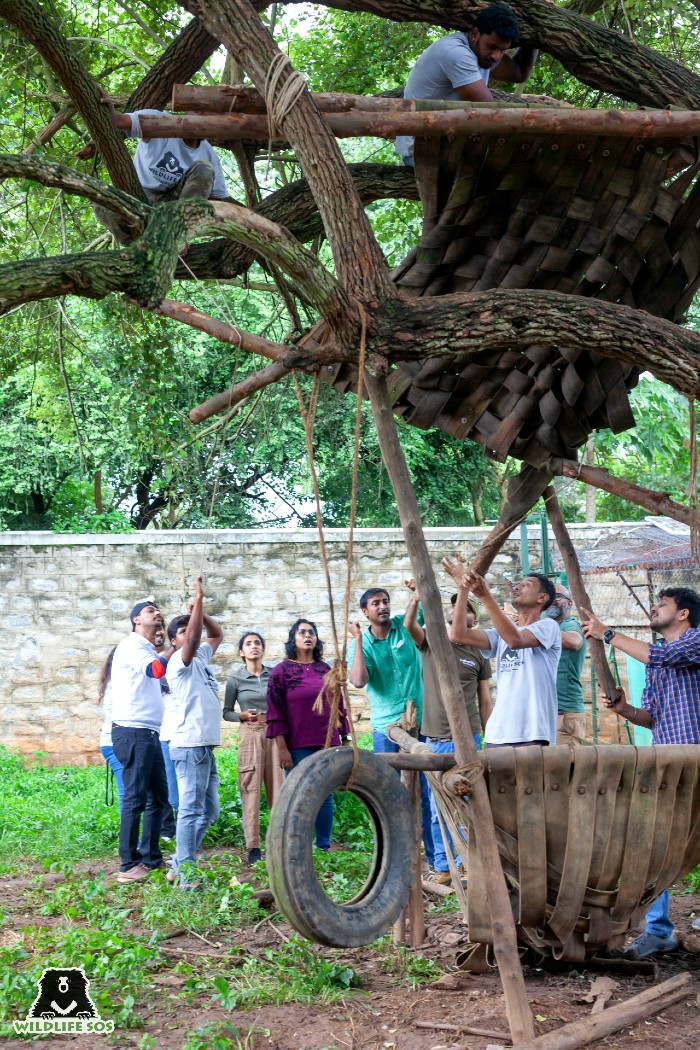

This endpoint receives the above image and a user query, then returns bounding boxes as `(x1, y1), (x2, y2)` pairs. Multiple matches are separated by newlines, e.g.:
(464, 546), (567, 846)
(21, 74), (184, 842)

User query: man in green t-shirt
(348, 586), (434, 866)
(545, 584), (588, 744)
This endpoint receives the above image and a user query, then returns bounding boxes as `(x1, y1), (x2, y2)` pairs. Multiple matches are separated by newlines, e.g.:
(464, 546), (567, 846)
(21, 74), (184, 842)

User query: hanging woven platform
(328, 127), (700, 481)
(443, 743), (700, 960)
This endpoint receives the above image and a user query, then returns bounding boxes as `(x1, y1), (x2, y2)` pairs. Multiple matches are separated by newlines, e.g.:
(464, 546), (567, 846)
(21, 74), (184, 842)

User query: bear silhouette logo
(28, 968), (97, 1020)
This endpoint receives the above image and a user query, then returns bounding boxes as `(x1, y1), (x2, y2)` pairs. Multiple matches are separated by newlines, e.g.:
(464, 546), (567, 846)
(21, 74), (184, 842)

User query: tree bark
(190, 0), (396, 303)
(0, 0), (145, 200)
(544, 486), (621, 703)
(140, 106), (700, 142)
(365, 371), (535, 1045)
(557, 459), (694, 527)
(188, 361), (291, 423)
(127, 17), (219, 111)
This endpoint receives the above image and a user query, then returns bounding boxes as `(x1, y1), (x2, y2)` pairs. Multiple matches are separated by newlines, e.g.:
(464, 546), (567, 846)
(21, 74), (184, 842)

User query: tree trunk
(364, 371), (535, 1046)
(558, 459), (694, 526)
(583, 440), (596, 523)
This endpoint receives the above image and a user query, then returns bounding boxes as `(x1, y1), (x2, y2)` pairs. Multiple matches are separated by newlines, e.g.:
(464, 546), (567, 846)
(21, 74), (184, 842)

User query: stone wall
(0, 525), (694, 764)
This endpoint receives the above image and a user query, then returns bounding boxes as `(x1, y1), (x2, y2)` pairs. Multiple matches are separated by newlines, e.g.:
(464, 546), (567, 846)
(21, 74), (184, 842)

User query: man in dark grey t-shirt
(396, 4), (539, 162)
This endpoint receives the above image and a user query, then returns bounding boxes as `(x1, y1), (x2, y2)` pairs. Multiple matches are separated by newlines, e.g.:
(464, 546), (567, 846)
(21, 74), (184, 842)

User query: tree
(0, 0), (699, 536)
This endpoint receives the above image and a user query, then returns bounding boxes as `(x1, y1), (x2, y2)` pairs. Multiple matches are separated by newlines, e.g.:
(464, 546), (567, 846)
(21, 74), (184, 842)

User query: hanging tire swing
(265, 748), (418, 947)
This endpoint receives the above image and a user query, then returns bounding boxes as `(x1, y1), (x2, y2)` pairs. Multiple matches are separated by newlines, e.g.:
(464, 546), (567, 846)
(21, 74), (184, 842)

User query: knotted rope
(264, 52), (307, 174)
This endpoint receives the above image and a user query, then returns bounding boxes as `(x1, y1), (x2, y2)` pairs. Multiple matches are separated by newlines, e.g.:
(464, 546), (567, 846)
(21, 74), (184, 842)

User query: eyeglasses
(297, 628), (317, 636)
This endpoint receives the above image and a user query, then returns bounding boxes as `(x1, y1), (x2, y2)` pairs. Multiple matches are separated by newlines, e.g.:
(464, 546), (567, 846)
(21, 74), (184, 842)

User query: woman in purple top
(266, 619), (350, 850)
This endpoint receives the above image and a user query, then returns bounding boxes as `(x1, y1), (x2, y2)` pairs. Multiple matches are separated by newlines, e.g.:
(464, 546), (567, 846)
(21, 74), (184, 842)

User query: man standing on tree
(582, 587), (700, 957)
(444, 562), (560, 747)
(396, 3), (539, 165)
(111, 599), (174, 883)
(545, 584), (588, 745)
(91, 94), (230, 243)
(348, 587), (434, 867)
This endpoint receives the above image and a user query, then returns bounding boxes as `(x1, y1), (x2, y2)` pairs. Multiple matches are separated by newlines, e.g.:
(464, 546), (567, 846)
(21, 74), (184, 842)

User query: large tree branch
(556, 460), (694, 527)
(0, 153), (149, 228)
(377, 290), (700, 397)
(190, 0), (396, 302)
(0, 0), (145, 199)
(126, 16), (219, 111)
(189, 361), (291, 423)
(177, 162), (417, 280)
(304, 0), (700, 110)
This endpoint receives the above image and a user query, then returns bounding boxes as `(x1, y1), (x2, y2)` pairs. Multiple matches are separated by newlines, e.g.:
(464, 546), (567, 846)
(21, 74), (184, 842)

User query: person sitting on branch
(90, 94), (230, 243)
(396, 2), (539, 165)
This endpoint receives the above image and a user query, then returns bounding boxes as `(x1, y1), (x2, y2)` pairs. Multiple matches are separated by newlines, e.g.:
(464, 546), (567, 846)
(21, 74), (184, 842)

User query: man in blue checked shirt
(582, 587), (700, 957)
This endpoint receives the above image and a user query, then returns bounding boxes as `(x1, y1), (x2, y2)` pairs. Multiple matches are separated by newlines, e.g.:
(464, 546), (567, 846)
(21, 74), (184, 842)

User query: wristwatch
(603, 628), (616, 644)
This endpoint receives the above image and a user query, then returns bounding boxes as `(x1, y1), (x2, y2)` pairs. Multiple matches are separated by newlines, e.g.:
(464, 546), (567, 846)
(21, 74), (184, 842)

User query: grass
(0, 742), (448, 1042)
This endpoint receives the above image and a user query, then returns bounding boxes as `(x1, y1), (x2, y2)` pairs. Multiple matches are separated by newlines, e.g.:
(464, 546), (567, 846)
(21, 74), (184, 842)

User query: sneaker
(432, 870), (452, 886)
(247, 848), (262, 865)
(116, 864), (151, 884)
(623, 931), (678, 958)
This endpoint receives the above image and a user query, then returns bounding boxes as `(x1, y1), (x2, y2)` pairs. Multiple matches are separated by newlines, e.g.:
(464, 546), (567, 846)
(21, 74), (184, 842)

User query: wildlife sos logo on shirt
(13, 968), (114, 1035)
(499, 647), (524, 673)
(149, 150), (184, 186)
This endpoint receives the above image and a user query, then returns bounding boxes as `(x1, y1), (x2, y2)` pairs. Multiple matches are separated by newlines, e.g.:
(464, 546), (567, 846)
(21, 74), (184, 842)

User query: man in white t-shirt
(396, 3), (539, 163)
(111, 600), (174, 882)
(446, 565), (561, 746)
(93, 95), (230, 243)
(164, 576), (223, 889)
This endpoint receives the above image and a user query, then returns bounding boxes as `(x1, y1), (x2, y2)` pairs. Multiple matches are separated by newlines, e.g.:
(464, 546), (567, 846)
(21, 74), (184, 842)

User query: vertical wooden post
(365, 373), (535, 1044)
(406, 769), (426, 947)
(544, 486), (621, 702)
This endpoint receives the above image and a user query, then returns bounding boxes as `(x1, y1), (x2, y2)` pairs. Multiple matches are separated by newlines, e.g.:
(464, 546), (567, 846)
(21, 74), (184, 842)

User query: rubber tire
(266, 748), (417, 947)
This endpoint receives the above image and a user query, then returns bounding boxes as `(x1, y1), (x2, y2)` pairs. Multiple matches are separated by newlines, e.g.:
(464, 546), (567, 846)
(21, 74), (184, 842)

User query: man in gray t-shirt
(445, 564), (561, 746)
(396, 3), (539, 161)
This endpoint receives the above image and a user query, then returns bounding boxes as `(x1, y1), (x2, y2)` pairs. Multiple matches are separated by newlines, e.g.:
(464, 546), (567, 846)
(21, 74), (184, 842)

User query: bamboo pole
(140, 108), (700, 143)
(544, 487), (621, 702)
(513, 972), (692, 1050)
(364, 372), (535, 1045)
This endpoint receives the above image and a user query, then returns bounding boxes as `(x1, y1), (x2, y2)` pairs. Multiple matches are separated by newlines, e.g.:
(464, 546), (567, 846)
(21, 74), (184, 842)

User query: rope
(689, 399), (700, 562)
(264, 52), (307, 173)
(294, 306), (368, 788)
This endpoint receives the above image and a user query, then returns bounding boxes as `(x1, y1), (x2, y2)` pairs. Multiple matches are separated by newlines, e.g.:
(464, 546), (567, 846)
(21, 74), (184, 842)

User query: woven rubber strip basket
(461, 744), (700, 960)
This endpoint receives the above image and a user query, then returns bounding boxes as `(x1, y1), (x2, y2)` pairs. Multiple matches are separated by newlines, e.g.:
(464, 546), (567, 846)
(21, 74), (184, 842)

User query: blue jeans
(112, 726), (169, 871)
(160, 740), (178, 837)
(372, 730), (435, 867)
(101, 745), (125, 813)
(645, 890), (674, 940)
(425, 736), (480, 872)
(289, 746), (333, 850)
(169, 746), (220, 884)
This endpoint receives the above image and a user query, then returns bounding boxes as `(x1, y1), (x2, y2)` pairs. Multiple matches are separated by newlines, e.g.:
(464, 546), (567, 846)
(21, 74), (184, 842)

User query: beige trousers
(238, 720), (284, 849)
(556, 711), (587, 746)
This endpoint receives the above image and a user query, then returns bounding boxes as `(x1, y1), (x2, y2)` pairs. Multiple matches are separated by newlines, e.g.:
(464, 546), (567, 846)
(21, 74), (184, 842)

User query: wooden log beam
(365, 372), (535, 1045)
(171, 84), (555, 115)
(544, 486), (621, 703)
(188, 360), (290, 424)
(513, 972), (692, 1050)
(375, 751), (457, 771)
(557, 460), (693, 527)
(139, 107), (700, 142)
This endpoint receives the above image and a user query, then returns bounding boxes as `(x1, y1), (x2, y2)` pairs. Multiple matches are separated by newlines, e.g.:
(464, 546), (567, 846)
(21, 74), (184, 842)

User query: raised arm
(581, 609), (651, 664)
(181, 576), (205, 667)
(403, 579), (425, 647)
(202, 610), (223, 656)
(447, 578), (472, 644)
(348, 622), (368, 688)
(491, 47), (539, 84)
(465, 571), (540, 650)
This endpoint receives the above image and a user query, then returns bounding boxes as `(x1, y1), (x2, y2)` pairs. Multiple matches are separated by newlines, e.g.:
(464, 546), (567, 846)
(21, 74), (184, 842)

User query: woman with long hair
(265, 619), (350, 851)
(223, 631), (281, 865)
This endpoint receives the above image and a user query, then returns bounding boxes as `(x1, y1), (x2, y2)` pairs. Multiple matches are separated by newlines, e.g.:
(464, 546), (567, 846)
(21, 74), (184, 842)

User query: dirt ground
(1, 856), (699, 1050)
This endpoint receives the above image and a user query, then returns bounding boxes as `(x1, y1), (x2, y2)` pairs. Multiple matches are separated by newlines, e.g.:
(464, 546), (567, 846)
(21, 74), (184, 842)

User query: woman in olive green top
(223, 632), (282, 864)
